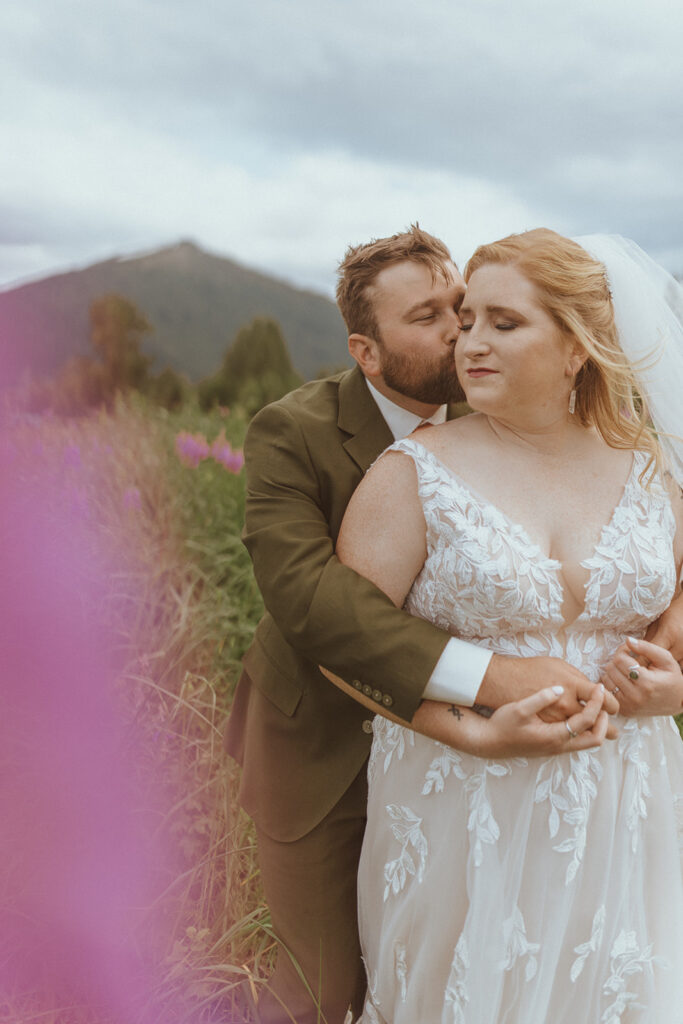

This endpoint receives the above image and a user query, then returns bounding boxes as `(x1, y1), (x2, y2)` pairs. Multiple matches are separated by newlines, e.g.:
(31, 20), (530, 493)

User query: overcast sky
(2, 0), (682, 296)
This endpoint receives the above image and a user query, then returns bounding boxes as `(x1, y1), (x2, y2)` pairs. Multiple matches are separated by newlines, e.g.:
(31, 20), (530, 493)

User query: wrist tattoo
(448, 705), (463, 719)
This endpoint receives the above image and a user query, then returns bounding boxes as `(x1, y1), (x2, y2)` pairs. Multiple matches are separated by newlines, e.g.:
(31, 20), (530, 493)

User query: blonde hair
(465, 228), (663, 482)
(336, 224), (453, 338)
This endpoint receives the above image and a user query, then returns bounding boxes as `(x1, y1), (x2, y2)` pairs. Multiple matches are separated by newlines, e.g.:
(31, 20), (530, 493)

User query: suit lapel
(338, 367), (394, 474)
(338, 368), (468, 470)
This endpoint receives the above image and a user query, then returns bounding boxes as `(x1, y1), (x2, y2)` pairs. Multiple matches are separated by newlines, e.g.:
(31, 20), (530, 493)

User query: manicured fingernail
(627, 636), (639, 646)
(552, 685), (564, 695)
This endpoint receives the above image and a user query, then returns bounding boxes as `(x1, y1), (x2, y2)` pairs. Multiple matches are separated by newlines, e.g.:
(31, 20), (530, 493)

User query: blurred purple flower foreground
(123, 485), (143, 509)
(175, 430), (210, 468)
(210, 432), (245, 473)
(175, 429), (244, 473)
(0, 448), (176, 1022)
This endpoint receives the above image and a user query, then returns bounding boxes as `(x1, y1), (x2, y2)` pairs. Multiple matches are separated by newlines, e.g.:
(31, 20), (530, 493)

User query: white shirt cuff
(422, 638), (493, 706)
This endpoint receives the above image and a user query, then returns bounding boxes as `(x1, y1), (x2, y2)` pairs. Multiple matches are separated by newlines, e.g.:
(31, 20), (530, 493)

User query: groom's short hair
(336, 224), (453, 339)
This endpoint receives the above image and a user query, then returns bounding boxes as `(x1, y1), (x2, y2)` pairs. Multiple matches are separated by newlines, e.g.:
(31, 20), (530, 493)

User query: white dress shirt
(365, 379), (492, 706)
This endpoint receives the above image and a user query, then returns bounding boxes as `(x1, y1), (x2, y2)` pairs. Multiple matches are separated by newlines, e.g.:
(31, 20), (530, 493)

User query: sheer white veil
(573, 234), (683, 487)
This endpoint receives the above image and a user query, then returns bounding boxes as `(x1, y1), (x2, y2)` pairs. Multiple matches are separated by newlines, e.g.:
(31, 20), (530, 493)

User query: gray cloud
(1, 0), (682, 288)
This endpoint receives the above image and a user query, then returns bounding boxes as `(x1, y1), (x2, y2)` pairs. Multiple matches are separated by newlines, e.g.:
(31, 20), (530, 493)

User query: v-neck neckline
(401, 437), (642, 628)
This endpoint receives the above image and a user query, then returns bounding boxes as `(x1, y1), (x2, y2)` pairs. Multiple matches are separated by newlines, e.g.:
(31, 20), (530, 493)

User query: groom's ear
(349, 333), (382, 379)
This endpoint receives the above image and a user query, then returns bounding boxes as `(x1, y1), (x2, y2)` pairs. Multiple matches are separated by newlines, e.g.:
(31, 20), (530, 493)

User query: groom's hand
(477, 653), (619, 735)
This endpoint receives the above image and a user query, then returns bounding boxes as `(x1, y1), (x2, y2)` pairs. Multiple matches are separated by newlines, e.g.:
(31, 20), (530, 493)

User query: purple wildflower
(175, 431), (209, 468)
(210, 434), (245, 474)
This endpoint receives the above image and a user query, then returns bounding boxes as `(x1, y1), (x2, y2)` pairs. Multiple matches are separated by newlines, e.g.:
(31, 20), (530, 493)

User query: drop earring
(568, 388), (577, 414)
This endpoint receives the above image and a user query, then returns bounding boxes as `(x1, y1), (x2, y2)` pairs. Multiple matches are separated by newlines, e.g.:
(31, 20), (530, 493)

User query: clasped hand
(600, 636), (683, 716)
(487, 654), (619, 735)
(479, 683), (610, 758)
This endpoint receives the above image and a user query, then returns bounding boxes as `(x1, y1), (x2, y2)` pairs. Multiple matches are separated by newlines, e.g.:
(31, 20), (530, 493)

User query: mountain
(0, 241), (350, 388)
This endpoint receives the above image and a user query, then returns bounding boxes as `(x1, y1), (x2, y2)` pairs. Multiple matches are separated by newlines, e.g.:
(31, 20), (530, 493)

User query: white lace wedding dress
(357, 439), (683, 1024)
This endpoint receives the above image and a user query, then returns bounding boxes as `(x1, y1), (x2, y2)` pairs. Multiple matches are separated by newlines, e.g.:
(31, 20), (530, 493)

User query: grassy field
(2, 396), (682, 1024)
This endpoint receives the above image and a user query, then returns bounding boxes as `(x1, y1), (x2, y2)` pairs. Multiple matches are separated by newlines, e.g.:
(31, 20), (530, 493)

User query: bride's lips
(466, 368), (498, 378)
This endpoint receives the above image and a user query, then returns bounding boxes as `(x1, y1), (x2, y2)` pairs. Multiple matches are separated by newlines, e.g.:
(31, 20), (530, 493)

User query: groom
(224, 225), (681, 1024)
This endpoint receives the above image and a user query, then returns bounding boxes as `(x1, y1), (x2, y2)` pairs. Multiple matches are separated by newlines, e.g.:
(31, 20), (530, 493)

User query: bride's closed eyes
(459, 320), (519, 332)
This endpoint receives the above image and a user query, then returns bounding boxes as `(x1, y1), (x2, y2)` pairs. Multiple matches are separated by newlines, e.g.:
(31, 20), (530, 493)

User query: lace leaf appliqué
(617, 719), (652, 853)
(500, 906), (540, 981)
(465, 760), (522, 866)
(600, 929), (669, 1023)
(422, 746), (468, 795)
(372, 717), (415, 777)
(444, 933), (470, 1024)
(394, 942), (408, 1002)
(383, 805), (428, 901)
(571, 905), (606, 982)
(534, 751), (603, 883)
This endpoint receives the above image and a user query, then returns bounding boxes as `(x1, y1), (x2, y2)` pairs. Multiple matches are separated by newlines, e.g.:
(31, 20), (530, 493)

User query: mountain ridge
(0, 240), (350, 387)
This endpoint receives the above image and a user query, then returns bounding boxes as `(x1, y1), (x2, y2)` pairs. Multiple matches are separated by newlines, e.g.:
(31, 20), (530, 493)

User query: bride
(336, 230), (683, 1022)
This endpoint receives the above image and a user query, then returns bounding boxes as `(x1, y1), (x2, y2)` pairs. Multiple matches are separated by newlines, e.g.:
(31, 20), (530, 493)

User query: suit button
(362, 684), (373, 697)
(352, 679), (362, 690)
(372, 689), (382, 702)
(362, 720), (374, 734)
(382, 694), (394, 708)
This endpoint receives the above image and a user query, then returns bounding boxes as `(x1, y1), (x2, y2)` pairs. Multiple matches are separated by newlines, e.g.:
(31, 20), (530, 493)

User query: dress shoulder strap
(367, 436), (439, 480)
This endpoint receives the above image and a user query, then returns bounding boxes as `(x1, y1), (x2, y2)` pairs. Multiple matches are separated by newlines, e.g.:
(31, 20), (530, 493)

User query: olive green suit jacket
(224, 367), (454, 841)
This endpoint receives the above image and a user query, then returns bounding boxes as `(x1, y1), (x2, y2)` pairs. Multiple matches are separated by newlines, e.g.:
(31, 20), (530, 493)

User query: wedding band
(613, 686), (620, 694)
(628, 665), (640, 681)
(565, 720), (578, 739)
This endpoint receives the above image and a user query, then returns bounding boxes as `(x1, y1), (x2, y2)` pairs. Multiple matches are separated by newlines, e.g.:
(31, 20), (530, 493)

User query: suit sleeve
(242, 400), (451, 721)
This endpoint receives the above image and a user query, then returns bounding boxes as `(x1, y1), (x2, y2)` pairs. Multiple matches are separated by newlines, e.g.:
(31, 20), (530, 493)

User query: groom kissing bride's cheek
(224, 225), (683, 1024)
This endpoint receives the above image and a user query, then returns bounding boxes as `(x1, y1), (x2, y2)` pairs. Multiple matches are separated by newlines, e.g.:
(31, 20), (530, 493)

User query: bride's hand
(600, 636), (683, 716)
(481, 654), (619, 732)
(478, 684), (611, 759)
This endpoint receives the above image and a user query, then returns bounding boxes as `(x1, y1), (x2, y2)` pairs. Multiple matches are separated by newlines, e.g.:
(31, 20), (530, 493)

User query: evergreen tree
(148, 367), (189, 410)
(199, 317), (302, 415)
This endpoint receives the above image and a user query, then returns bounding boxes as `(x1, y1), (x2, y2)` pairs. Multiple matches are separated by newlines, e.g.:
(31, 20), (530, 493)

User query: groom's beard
(378, 344), (465, 405)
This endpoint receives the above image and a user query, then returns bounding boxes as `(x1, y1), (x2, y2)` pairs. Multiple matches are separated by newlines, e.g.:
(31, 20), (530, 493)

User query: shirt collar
(365, 378), (447, 441)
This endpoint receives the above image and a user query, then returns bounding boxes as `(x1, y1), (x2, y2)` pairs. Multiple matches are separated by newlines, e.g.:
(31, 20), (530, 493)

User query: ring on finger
(613, 686), (620, 694)
(565, 719), (578, 739)
(628, 665), (640, 681)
